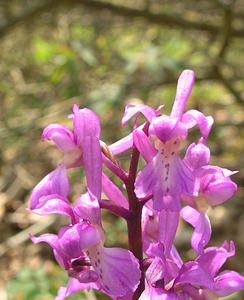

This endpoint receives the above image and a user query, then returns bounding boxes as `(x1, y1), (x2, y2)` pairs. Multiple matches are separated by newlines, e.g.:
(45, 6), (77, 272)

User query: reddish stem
(99, 199), (132, 220)
(125, 142), (145, 300)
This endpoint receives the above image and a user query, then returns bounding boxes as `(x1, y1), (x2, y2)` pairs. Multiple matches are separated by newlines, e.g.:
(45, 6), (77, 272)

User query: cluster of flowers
(29, 70), (244, 300)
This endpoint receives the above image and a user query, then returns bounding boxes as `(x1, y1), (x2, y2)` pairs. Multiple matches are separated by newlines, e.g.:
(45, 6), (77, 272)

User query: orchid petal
(184, 142), (210, 171)
(175, 261), (214, 289)
(58, 223), (101, 258)
(102, 173), (128, 209)
(214, 270), (244, 297)
(41, 124), (76, 152)
(108, 132), (133, 155)
(30, 233), (69, 268)
(149, 115), (188, 143)
(196, 241), (235, 277)
(182, 109), (214, 140)
(135, 154), (195, 211)
(30, 165), (70, 210)
(74, 192), (101, 225)
(83, 135), (102, 200)
(31, 194), (76, 222)
(181, 206), (211, 254)
(204, 180), (237, 206)
(133, 128), (157, 162)
(170, 70), (195, 120)
(73, 105), (101, 146)
(89, 245), (140, 298)
(122, 104), (157, 125)
(146, 256), (166, 286)
(170, 245), (183, 268)
(158, 209), (179, 257)
(200, 166), (237, 206)
(55, 278), (100, 300)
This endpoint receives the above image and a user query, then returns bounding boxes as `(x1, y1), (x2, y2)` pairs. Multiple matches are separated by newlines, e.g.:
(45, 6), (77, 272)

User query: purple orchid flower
(140, 241), (244, 300)
(181, 141), (237, 254)
(120, 70), (213, 211)
(30, 189), (140, 299)
(42, 104), (102, 199)
(30, 105), (103, 212)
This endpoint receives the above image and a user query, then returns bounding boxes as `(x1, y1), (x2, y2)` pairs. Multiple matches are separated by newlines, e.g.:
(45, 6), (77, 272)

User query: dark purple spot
(165, 177), (168, 181)
(165, 163), (169, 168)
(95, 262), (98, 267)
(97, 251), (100, 255)
(174, 141), (177, 145)
(98, 259), (101, 263)
(105, 284), (109, 290)
(166, 188), (170, 193)
(100, 274), (103, 279)
(171, 152), (175, 155)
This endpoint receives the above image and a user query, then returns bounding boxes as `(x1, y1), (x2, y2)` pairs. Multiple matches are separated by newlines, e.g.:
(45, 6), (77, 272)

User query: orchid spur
(29, 70), (244, 299)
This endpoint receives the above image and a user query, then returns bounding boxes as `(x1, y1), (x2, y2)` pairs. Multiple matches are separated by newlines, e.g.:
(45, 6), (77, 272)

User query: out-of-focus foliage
(0, 0), (243, 299)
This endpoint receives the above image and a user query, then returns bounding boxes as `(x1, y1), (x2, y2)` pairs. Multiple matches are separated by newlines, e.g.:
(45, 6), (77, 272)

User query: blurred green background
(0, 0), (243, 299)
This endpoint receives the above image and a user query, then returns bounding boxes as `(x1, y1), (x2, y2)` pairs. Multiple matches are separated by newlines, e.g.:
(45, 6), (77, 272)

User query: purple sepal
(58, 223), (100, 258)
(184, 142), (210, 170)
(181, 206), (211, 254)
(89, 246), (141, 298)
(133, 128), (157, 163)
(158, 209), (179, 257)
(30, 165), (70, 210)
(195, 240), (235, 277)
(55, 278), (100, 300)
(102, 173), (128, 209)
(170, 70), (195, 120)
(30, 194), (76, 223)
(149, 115), (188, 144)
(72, 104), (101, 145)
(182, 109), (214, 140)
(214, 270), (244, 297)
(199, 166), (237, 206)
(122, 104), (157, 125)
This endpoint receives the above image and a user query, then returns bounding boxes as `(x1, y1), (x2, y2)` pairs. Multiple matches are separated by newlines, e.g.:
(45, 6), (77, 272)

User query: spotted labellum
(29, 70), (243, 299)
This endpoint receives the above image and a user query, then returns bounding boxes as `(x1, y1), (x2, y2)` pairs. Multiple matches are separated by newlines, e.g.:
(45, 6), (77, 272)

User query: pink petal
(158, 209), (179, 257)
(89, 245), (141, 298)
(31, 194), (76, 223)
(73, 105), (101, 145)
(102, 173), (128, 209)
(175, 261), (214, 289)
(41, 124), (76, 152)
(30, 165), (70, 210)
(58, 223), (101, 258)
(182, 109), (214, 140)
(181, 206), (211, 254)
(108, 132), (133, 155)
(214, 270), (244, 297)
(149, 115), (188, 143)
(74, 192), (101, 225)
(122, 104), (157, 125)
(184, 142), (210, 170)
(170, 70), (195, 120)
(55, 278), (100, 300)
(133, 128), (157, 163)
(83, 136), (102, 200)
(196, 240), (235, 278)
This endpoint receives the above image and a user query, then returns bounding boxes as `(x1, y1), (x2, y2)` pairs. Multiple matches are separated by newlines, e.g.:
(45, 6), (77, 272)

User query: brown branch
(0, 0), (244, 39)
